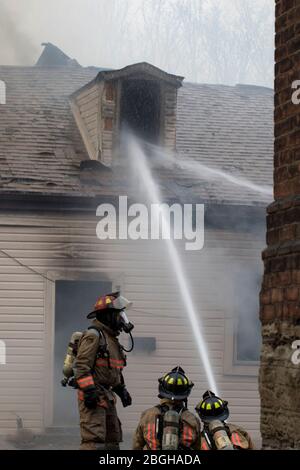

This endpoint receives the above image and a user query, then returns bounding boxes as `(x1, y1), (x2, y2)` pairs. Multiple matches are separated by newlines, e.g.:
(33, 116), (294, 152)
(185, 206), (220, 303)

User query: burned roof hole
(80, 159), (111, 172)
(9, 177), (46, 184)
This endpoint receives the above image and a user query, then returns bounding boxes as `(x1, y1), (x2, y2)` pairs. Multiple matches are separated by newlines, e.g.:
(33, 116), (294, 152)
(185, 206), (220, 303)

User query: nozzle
(61, 377), (68, 387)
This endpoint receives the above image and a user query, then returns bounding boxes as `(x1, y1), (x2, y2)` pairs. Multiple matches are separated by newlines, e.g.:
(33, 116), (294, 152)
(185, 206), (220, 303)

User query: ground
(0, 430), (261, 450)
(0, 430), (132, 450)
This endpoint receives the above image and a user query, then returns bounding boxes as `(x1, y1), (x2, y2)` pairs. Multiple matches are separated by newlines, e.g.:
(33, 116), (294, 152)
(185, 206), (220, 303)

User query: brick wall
(259, 0), (300, 449)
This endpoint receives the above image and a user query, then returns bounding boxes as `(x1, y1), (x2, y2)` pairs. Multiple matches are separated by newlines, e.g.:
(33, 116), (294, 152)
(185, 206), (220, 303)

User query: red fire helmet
(87, 291), (132, 319)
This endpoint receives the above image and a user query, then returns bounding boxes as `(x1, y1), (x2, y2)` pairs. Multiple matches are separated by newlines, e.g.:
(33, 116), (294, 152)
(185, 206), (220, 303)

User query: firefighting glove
(113, 384), (132, 407)
(84, 388), (98, 409)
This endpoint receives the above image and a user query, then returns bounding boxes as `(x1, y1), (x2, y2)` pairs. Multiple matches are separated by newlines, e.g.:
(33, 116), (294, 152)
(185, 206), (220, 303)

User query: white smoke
(0, 1), (39, 65)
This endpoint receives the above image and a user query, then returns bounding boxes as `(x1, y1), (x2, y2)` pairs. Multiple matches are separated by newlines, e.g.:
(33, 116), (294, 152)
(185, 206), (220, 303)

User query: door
(53, 280), (112, 426)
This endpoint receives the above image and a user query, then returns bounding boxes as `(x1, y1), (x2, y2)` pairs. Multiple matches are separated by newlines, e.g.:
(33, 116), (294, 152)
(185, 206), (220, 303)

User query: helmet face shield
(112, 295), (132, 311)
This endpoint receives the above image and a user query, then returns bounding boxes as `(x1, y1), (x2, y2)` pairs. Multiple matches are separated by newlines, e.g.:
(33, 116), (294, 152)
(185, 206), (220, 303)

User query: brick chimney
(259, 0), (300, 449)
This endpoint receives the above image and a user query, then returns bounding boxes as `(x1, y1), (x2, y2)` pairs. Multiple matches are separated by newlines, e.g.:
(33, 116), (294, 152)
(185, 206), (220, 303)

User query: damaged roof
(0, 55), (273, 207)
(70, 62), (184, 97)
(36, 42), (81, 68)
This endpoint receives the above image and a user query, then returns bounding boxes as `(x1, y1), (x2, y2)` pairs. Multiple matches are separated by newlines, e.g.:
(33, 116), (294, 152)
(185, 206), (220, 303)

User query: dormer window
(120, 79), (161, 144)
(70, 62), (183, 166)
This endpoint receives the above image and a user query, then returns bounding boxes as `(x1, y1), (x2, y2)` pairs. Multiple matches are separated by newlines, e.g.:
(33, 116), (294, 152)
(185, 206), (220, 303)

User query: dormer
(70, 62), (184, 166)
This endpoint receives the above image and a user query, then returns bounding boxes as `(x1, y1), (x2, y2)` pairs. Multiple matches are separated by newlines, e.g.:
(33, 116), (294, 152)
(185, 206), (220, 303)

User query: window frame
(224, 317), (259, 376)
(223, 261), (262, 377)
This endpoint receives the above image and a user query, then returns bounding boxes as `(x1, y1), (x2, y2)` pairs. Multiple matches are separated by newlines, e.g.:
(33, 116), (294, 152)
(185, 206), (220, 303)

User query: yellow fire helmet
(195, 390), (229, 423)
(158, 366), (194, 401)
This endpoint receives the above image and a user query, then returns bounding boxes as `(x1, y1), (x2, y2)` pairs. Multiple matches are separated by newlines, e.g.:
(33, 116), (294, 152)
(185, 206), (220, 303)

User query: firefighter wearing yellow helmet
(132, 366), (201, 450)
(195, 390), (254, 450)
(74, 292), (134, 450)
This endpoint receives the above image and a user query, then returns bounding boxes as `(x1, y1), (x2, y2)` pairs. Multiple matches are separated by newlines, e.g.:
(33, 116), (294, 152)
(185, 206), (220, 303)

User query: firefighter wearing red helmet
(74, 292), (134, 450)
(195, 390), (254, 450)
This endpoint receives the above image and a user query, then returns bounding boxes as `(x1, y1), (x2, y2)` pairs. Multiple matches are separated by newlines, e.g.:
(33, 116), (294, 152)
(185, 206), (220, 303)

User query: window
(0, 80), (6, 105)
(224, 264), (262, 375)
(235, 268), (262, 362)
(0, 340), (6, 365)
(120, 79), (161, 144)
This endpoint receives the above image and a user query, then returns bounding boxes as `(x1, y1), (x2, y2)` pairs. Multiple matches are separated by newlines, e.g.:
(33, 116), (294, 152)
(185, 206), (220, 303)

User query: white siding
(72, 83), (101, 160)
(0, 211), (262, 443)
(101, 82), (117, 166)
(162, 84), (177, 150)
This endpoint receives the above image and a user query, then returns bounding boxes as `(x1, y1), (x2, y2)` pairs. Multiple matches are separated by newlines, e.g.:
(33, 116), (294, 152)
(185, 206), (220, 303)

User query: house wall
(0, 210), (263, 444)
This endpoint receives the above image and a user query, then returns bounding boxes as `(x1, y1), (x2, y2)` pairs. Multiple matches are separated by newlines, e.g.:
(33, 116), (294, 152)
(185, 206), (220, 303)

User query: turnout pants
(78, 397), (122, 450)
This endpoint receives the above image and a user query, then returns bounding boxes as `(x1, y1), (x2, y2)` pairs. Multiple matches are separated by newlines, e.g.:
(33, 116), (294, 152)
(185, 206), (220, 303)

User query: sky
(0, 0), (274, 87)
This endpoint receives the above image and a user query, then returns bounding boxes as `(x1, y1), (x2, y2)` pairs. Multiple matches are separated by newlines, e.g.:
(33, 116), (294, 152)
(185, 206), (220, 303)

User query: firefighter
(74, 291), (134, 450)
(195, 390), (255, 450)
(132, 366), (201, 450)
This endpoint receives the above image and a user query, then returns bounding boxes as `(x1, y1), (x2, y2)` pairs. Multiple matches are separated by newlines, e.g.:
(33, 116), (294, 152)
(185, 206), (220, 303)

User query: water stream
(143, 141), (273, 197)
(125, 134), (218, 393)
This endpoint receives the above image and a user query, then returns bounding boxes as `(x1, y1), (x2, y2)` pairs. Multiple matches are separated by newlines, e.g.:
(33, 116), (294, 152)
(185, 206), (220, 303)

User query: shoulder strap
(156, 404), (181, 445)
(88, 325), (106, 343)
(87, 326), (100, 337)
(88, 325), (102, 337)
(202, 425), (217, 450)
(87, 326), (111, 368)
(155, 405), (165, 444)
(224, 423), (232, 437)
